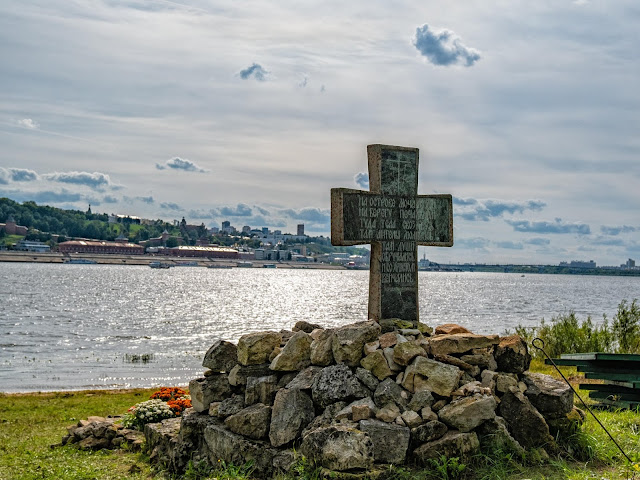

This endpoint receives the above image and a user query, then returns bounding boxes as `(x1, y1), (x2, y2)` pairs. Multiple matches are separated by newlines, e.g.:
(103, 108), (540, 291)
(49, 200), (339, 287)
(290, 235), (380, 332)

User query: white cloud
(413, 24), (481, 67)
(16, 118), (39, 129)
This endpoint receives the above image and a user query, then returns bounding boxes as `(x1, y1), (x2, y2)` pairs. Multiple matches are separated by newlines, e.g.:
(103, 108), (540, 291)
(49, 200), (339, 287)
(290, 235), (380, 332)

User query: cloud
(160, 202), (182, 210)
(526, 238), (551, 246)
(102, 195), (118, 204)
(254, 206), (270, 216)
(457, 198), (546, 221)
(156, 157), (207, 173)
(9, 168), (38, 182)
(413, 24), (481, 67)
(44, 171), (117, 190)
(137, 196), (154, 204)
(17, 118), (39, 129)
(0, 169), (9, 184)
(456, 237), (490, 250)
(495, 241), (524, 250)
(453, 197), (478, 206)
(601, 225), (637, 235)
(219, 203), (253, 217)
(299, 75), (308, 88)
(238, 63), (269, 81)
(28, 190), (83, 204)
(188, 209), (217, 219)
(354, 172), (369, 189)
(506, 218), (591, 235)
(281, 207), (330, 225)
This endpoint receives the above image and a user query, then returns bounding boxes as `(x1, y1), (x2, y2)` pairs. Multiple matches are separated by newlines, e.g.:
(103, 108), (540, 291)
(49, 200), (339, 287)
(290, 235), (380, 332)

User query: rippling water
(1, 263), (638, 392)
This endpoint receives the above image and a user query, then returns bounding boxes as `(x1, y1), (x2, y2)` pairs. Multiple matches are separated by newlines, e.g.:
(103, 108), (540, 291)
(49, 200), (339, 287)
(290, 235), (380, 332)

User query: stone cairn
(144, 319), (583, 478)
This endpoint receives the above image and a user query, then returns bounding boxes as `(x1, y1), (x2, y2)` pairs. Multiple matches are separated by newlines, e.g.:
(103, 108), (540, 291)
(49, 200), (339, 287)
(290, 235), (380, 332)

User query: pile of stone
(61, 415), (145, 450)
(145, 320), (583, 477)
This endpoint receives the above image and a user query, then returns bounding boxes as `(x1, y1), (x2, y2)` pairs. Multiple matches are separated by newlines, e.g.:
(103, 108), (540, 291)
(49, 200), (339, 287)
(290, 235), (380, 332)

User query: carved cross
(331, 144), (453, 325)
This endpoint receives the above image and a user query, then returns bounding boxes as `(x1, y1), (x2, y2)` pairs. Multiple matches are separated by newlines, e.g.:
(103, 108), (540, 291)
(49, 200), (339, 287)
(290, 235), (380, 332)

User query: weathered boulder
(336, 397), (378, 421)
(228, 363), (271, 386)
(286, 366), (322, 390)
(202, 340), (238, 372)
(303, 402), (347, 437)
(293, 320), (323, 333)
(270, 331), (312, 371)
(189, 374), (231, 412)
(332, 321), (381, 367)
(358, 419), (410, 464)
(204, 424), (277, 477)
(376, 403), (401, 423)
(546, 407), (586, 437)
(312, 363), (370, 408)
(269, 388), (315, 447)
(434, 354), (480, 376)
(522, 372), (573, 417)
(393, 341), (426, 367)
(373, 378), (409, 410)
(361, 350), (393, 381)
(435, 324), (471, 335)
(476, 416), (525, 456)
(355, 367), (380, 391)
(402, 357), (462, 396)
(429, 333), (500, 356)
(300, 425), (374, 471)
(401, 410), (423, 428)
(494, 335), (531, 374)
(224, 403), (271, 440)
(408, 389), (434, 412)
(245, 374), (278, 406)
(144, 418), (182, 466)
(461, 353), (498, 371)
(496, 373), (519, 394)
(437, 394), (497, 432)
(499, 387), (555, 449)
(237, 331), (282, 366)
(410, 420), (448, 448)
(217, 394), (245, 418)
(383, 347), (402, 372)
(310, 329), (335, 366)
(413, 431), (480, 464)
(378, 332), (398, 349)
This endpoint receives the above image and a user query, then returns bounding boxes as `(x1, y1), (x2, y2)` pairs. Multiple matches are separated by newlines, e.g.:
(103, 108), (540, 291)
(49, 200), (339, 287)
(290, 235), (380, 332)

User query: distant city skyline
(1, 1), (638, 266)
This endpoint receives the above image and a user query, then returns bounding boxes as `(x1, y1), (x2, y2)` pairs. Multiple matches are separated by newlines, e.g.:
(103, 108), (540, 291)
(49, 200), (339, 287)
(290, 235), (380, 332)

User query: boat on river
(63, 258), (97, 264)
(149, 261), (172, 269)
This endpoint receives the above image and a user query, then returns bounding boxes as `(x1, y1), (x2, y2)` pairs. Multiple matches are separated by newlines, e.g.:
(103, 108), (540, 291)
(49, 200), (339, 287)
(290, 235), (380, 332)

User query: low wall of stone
(145, 320), (583, 477)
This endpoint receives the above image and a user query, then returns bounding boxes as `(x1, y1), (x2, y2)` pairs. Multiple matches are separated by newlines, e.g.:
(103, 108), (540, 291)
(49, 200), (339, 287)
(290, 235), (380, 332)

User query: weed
(426, 455), (466, 480)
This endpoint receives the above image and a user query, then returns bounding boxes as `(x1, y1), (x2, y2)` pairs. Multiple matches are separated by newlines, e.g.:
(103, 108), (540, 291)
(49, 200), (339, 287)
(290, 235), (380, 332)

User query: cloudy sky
(1, 1), (638, 266)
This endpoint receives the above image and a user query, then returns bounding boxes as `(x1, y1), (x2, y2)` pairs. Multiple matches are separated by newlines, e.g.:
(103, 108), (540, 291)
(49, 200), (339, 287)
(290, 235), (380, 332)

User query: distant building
(242, 226), (251, 234)
(0, 217), (28, 236)
(297, 224), (305, 236)
(58, 240), (144, 255)
(626, 258), (636, 269)
(159, 245), (239, 258)
(559, 260), (597, 269)
(15, 240), (50, 253)
(262, 227), (269, 235)
(221, 221), (235, 234)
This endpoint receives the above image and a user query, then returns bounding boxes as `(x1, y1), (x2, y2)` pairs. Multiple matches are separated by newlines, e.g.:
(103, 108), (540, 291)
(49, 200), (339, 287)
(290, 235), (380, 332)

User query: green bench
(545, 353), (640, 410)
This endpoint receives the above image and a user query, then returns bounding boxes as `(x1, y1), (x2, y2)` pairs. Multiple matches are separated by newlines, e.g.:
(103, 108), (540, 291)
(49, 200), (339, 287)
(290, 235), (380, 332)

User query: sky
(1, 1), (639, 266)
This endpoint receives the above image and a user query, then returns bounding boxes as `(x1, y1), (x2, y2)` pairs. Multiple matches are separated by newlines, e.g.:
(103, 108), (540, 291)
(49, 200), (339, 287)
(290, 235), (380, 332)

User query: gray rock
(332, 321), (381, 367)
(269, 389), (315, 447)
(496, 373), (519, 394)
(494, 335), (531, 374)
(374, 378), (409, 410)
(401, 410), (422, 428)
(461, 353), (498, 371)
(402, 357), (462, 396)
(410, 420), (448, 447)
(237, 331), (282, 366)
(355, 367), (380, 391)
(228, 363), (272, 386)
(217, 394), (245, 418)
(293, 320), (323, 333)
(523, 372), (573, 417)
(408, 389), (434, 412)
(204, 424), (276, 478)
(477, 416), (525, 456)
(499, 387), (555, 449)
(189, 374), (231, 412)
(412, 431), (480, 465)
(437, 394), (497, 432)
(383, 347), (402, 372)
(224, 403), (272, 440)
(376, 403), (401, 423)
(270, 330), (312, 371)
(335, 397), (378, 421)
(245, 374), (279, 406)
(303, 402), (347, 437)
(300, 425), (374, 471)
(202, 340), (237, 372)
(311, 363), (370, 408)
(358, 419), (410, 464)
(310, 328), (334, 366)
(286, 366), (322, 390)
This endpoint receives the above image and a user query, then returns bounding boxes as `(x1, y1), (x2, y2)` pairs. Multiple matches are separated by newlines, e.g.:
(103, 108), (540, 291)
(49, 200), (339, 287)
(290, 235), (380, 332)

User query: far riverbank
(0, 251), (344, 269)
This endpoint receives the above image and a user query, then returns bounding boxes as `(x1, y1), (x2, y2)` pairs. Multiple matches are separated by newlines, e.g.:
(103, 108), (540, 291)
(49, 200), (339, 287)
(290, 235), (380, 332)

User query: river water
(1, 263), (638, 392)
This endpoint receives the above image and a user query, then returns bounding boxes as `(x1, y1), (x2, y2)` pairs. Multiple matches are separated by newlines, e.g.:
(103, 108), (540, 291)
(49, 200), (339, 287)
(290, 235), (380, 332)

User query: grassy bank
(2, 379), (638, 480)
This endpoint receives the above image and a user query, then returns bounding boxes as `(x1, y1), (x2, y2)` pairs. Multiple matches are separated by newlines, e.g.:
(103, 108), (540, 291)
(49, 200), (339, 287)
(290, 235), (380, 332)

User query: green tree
(612, 299), (640, 353)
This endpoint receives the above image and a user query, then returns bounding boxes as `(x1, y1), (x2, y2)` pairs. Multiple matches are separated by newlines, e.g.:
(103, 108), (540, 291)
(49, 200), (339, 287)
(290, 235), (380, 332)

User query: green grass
(1, 374), (639, 480)
(0, 389), (156, 480)
(0, 234), (24, 247)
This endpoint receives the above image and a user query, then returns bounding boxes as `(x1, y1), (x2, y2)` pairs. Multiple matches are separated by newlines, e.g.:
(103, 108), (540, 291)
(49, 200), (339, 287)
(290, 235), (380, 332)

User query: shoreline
(0, 250), (345, 269)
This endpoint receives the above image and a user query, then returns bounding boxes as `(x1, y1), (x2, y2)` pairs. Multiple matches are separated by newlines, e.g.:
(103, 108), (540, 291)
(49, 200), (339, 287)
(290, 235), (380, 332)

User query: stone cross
(331, 144), (453, 325)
